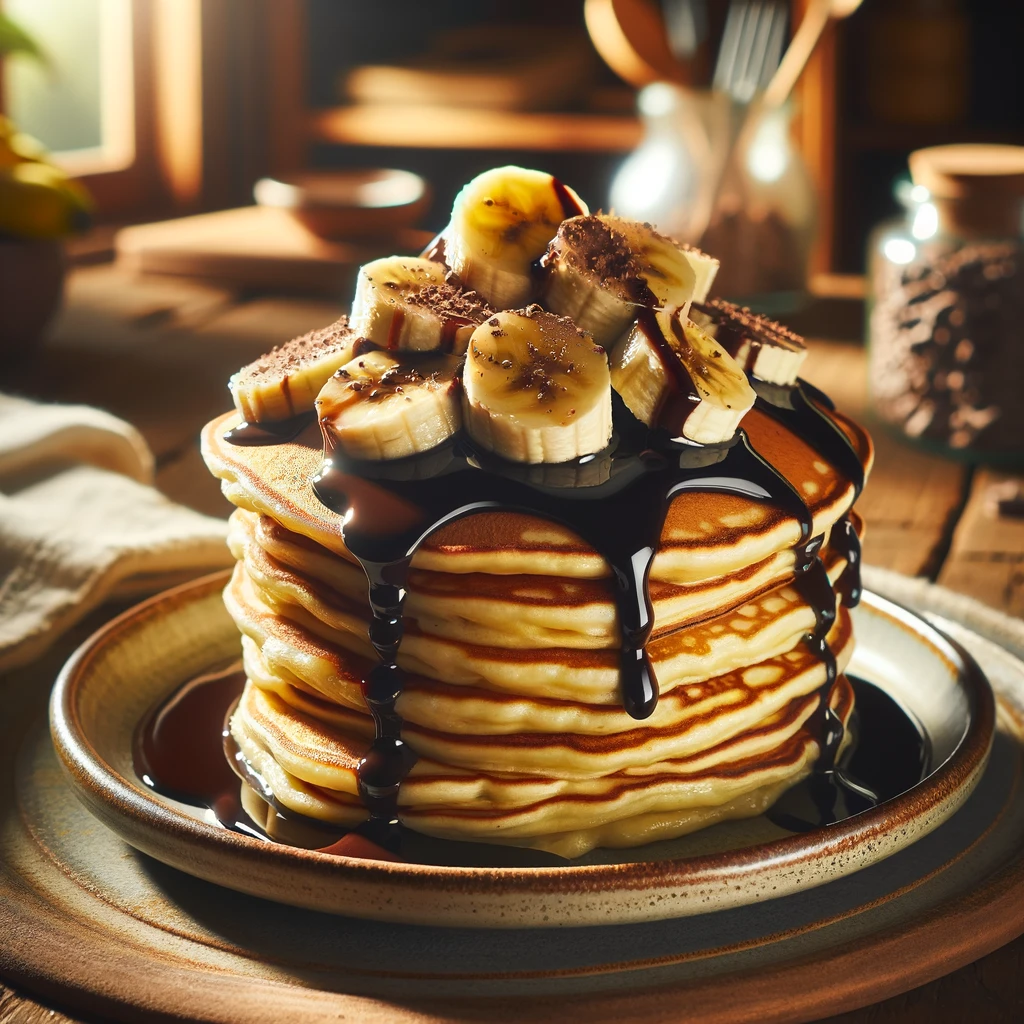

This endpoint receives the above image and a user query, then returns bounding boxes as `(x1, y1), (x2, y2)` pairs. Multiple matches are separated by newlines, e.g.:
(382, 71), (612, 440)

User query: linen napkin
(0, 393), (231, 673)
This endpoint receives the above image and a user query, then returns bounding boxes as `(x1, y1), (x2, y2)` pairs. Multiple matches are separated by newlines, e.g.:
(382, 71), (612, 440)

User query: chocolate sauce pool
(766, 676), (929, 832)
(132, 664), (266, 842)
(133, 668), (926, 858)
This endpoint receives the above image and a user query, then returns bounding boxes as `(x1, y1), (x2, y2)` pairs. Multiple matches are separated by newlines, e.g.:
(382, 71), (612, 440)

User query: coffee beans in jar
(868, 145), (1024, 462)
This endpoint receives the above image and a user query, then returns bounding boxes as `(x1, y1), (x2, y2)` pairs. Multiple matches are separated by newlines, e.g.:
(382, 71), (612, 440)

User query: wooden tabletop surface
(3, 264), (1023, 1023)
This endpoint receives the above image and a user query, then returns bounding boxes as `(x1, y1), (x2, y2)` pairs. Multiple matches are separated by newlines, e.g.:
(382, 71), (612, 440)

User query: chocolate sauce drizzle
(551, 178), (587, 219)
(832, 514), (863, 608)
(637, 309), (704, 430)
(222, 412), (315, 447)
(224, 316), (870, 844)
(753, 378), (866, 500)
(794, 541), (841, 762)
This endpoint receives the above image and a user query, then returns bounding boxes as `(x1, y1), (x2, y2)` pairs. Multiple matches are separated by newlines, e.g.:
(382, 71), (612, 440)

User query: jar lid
(910, 144), (1024, 200)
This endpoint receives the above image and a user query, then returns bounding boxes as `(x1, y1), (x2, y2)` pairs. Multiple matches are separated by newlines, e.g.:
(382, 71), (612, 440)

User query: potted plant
(0, 12), (92, 365)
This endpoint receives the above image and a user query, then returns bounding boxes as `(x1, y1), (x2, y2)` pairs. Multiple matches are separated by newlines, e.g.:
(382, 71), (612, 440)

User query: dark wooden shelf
(843, 121), (1024, 152)
(307, 104), (642, 152)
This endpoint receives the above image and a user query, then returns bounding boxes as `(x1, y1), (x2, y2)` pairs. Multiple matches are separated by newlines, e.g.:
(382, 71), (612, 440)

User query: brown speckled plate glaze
(47, 571), (993, 929)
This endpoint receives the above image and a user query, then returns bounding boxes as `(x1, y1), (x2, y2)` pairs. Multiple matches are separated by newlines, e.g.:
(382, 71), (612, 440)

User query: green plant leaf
(0, 13), (46, 63)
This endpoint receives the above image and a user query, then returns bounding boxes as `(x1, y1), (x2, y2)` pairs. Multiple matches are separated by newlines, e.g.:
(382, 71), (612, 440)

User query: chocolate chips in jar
(868, 145), (1024, 461)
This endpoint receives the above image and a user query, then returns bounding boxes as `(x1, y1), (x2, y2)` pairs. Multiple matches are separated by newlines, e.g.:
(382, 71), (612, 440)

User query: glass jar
(867, 144), (1024, 462)
(609, 84), (816, 313)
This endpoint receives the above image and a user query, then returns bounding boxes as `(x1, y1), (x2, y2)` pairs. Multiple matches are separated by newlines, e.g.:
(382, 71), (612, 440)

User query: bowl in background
(254, 169), (429, 240)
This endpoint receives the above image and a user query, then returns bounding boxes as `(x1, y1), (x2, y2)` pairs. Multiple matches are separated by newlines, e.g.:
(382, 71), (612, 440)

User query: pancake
(228, 506), (864, 646)
(226, 553), (854, 776)
(224, 548), (853, 713)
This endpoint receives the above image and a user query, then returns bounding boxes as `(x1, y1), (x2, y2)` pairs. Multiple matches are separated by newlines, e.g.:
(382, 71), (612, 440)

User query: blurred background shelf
(842, 124), (1024, 152)
(307, 105), (642, 153)
(3, 0), (1023, 277)
(277, 0), (1024, 276)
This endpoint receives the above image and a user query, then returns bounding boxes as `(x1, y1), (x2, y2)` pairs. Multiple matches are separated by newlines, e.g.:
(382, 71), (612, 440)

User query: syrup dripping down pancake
(202, 405), (872, 584)
(224, 550), (853, 715)
(228, 507), (864, 648)
(201, 367), (871, 855)
(227, 560), (853, 778)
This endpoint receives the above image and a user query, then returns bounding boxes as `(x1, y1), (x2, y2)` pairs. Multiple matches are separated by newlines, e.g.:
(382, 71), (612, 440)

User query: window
(1, 0), (304, 219)
(4, 0), (135, 178)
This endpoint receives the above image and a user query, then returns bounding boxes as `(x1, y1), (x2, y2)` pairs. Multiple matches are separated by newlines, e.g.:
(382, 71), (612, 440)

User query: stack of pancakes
(202, 400), (872, 858)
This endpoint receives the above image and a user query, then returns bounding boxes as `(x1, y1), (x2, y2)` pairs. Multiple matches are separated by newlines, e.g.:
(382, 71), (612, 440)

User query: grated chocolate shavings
(547, 216), (650, 304)
(695, 298), (805, 353)
(235, 317), (367, 383)
(405, 281), (492, 324)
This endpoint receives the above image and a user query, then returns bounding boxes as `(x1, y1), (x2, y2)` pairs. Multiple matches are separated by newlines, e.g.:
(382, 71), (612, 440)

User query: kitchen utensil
(762, 0), (864, 109)
(713, 1), (787, 104)
(584, 0), (695, 87)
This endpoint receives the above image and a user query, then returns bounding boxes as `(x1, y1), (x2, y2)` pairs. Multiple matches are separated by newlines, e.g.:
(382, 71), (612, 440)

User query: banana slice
(609, 309), (756, 445)
(350, 256), (491, 354)
(316, 350), (462, 461)
(540, 215), (650, 347)
(691, 298), (807, 386)
(677, 243), (719, 303)
(542, 214), (717, 346)
(443, 166), (588, 310)
(462, 307), (612, 464)
(598, 214), (699, 313)
(229, 317), (364, 423)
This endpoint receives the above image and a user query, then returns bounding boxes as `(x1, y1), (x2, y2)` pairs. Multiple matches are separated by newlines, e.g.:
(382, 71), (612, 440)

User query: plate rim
(49, 571), (995, 903)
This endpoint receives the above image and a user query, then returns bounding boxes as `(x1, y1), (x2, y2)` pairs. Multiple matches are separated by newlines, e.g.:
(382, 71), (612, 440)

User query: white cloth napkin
(0, 394), (231, 673)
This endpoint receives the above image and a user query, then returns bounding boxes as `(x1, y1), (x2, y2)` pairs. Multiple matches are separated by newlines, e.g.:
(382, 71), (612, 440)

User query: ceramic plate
(49, 571), (994, 928)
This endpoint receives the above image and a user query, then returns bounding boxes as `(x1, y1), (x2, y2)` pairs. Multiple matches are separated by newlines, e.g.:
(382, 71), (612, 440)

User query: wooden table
(3, 265), (1023, 1023)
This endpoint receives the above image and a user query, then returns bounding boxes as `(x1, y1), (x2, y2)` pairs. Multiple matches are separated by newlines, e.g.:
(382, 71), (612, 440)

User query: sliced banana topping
(227, 167), (788, 457)
(677, 244), (719, 303)
(541, 215), (650, 347)
(609, 309), (756, 445)
(350, 256), (491, 354)
(230, 317), (363, 423)
(462, 307), (612, 464)
(443, 166), (589, 310)
(691, 298), (808, 386)
(543, 215), (719, 347)
(597, 214), (698, 314)
(316, 349), (462, 461)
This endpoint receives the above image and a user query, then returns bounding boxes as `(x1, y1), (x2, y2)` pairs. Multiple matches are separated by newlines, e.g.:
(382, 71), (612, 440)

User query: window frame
(1, 0), (306, 220)
(0, 0), (205, 218)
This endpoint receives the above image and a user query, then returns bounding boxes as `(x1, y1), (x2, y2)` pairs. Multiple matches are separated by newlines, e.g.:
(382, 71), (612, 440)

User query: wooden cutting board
(116, 206), (431, 296)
